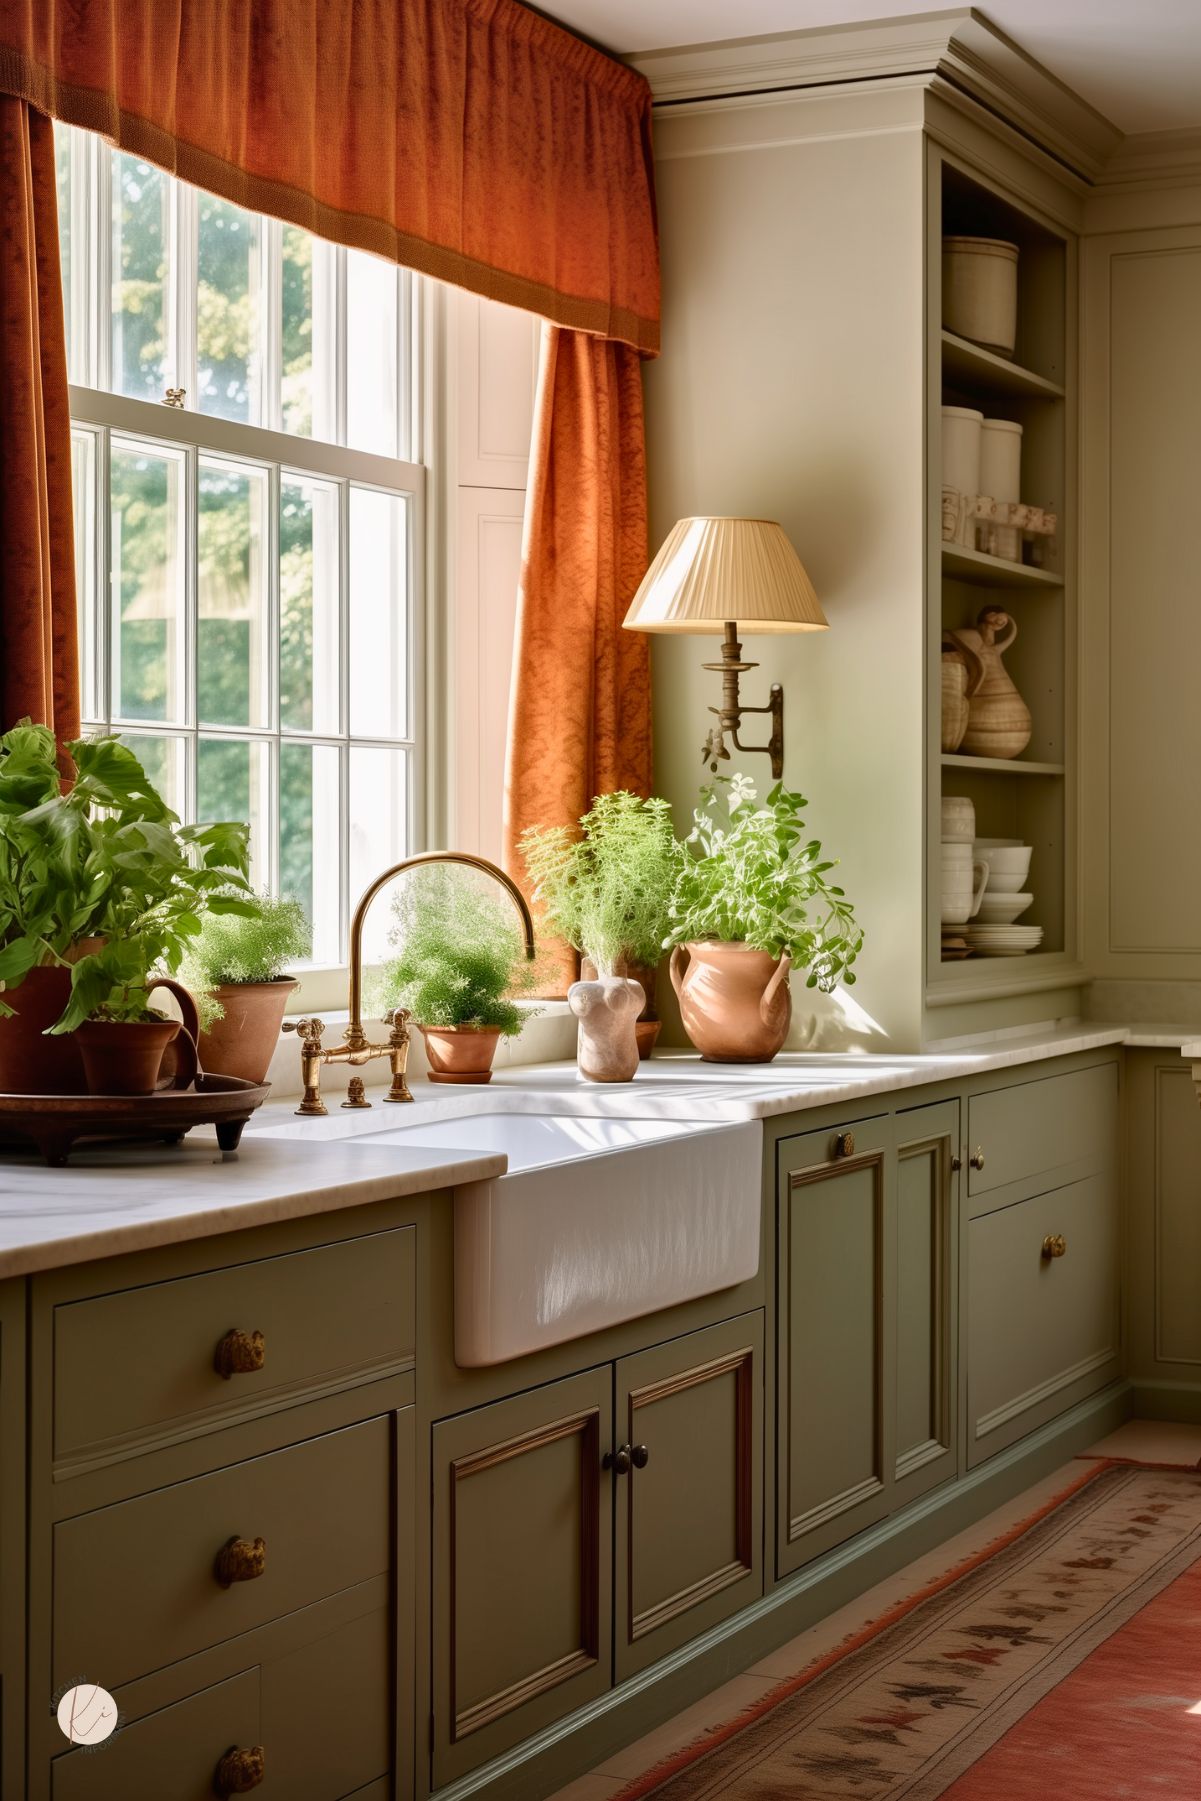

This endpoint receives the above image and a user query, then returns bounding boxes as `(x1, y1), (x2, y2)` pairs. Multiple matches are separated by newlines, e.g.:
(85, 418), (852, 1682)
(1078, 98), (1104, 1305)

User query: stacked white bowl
(969, 838), (1040, 953)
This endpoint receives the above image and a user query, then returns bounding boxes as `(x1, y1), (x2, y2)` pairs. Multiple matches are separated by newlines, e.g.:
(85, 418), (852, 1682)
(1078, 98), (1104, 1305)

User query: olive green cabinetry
(431, 1312), (763, 1787)
(776, 1101), (959, 1578)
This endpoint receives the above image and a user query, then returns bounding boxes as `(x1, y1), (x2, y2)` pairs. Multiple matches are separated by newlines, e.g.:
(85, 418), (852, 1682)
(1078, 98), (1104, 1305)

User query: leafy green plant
(378, 866), (541, 1035)
(180, 895), (311, 1027)
(666, 773), (863, 992)
(0, 720), (253, 1030)
(519, 791), (679, 976)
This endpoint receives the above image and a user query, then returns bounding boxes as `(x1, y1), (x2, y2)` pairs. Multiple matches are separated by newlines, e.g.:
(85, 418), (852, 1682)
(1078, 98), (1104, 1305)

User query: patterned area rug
(614, 1464), (1201, 1799)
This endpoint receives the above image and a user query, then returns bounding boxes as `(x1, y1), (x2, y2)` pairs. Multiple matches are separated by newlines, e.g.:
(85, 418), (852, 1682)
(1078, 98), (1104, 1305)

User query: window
(56, 124), (425, 970)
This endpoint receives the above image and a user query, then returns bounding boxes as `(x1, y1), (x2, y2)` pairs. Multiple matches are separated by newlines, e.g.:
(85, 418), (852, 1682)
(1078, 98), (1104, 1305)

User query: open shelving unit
(927, 151), (1078, 1006)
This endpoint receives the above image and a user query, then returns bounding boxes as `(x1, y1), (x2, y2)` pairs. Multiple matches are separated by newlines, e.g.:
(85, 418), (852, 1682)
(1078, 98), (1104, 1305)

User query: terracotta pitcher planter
(199, 978), (298, 1085)
(75, 979), (201, 1097)
(670, 941), (793, 1063)
(568, 976), (643, 1082)
(419, 1023), (502, 1085)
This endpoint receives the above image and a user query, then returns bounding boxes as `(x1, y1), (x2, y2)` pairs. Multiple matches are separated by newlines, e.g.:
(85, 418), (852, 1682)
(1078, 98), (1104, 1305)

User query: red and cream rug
(614, 1463), (1201, 1800)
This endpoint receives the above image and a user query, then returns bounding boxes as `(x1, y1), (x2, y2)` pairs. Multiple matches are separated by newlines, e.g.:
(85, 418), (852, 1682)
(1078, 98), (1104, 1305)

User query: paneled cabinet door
(777, 1116), (894, 1578)
(431, 1368), (612, 1788)
(615, 1313), (763, 1683)
(893, 1100), (958, 1504)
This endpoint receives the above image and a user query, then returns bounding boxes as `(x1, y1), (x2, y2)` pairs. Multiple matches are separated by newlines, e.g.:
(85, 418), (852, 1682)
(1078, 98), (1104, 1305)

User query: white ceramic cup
(941, 857), (990, 925)
(941, 796), (975, 842)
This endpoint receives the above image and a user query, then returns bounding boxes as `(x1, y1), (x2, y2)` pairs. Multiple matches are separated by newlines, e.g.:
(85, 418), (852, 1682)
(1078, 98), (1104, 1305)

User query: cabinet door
(615, 1313), (763, 1682)
(777, 1116), (894, 1577)
(967, 1170), (1120, 1466)
(894, 1101), (958, 1503)
(431, 1369), (612, 1787)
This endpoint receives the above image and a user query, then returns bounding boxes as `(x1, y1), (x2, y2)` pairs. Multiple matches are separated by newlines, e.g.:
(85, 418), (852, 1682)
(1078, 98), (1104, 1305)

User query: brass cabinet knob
(969, 1148), (985, 1171)
(1041, 1233), (1067, 1260)
(630, 1443), (650, 1469)
(605, 1445), (633, 1476)
(214, 1535), (267, 1587)
(213, 1744), (266, 1795)
(950, 1154), (962, 1171)
(833, 1131), (855, 1158)
(214, 1329), (265, 1379)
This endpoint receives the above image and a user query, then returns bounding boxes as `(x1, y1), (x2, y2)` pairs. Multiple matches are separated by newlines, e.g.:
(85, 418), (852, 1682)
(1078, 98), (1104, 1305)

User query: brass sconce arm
(701, 621), (785, 777)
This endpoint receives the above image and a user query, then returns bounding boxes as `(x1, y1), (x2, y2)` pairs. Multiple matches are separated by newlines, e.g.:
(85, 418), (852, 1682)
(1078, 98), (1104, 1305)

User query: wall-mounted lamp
(622, 516), (827, 777)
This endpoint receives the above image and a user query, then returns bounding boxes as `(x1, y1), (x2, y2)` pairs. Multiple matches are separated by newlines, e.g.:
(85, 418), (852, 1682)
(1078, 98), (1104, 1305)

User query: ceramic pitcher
(940, 634), (984, 752)
(946, 606), (1032, 760)
(670, 941), (792, 1063)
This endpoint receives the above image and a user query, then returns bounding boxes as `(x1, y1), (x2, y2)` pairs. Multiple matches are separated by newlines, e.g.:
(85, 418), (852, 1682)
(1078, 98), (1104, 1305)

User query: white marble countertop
(1, 1019), (1196, 1279)
(0, 1133), (504, 1278)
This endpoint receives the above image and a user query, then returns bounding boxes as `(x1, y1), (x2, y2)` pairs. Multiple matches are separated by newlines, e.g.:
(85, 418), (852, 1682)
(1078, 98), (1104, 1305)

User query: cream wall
(644, 88), (929, 1048)
(1080, 174), (1201, 1014)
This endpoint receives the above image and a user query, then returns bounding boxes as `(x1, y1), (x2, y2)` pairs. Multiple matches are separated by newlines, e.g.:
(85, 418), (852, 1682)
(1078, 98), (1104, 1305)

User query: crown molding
(1095, 126), (1201, 191)
(629, 8), (1122, 184)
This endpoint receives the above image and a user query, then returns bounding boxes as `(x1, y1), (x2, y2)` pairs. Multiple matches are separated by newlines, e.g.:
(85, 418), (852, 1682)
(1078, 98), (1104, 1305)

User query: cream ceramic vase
(568, 976), (643, 1082)
(670, 941), (792, 1064)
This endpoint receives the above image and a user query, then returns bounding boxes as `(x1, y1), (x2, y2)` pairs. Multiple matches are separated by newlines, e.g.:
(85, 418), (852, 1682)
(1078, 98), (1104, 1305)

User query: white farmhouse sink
(344, 1112), (762, 1366)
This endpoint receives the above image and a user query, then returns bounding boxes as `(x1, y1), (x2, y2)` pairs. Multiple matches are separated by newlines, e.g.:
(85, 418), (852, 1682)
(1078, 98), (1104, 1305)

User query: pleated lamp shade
(623, 517), (828, 635)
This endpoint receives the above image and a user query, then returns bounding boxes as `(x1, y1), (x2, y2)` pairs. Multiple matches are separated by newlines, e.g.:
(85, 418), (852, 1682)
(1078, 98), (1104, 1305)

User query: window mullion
(184, 442), (199, 821)
(338, 475), (352, 956)
(264, 217), (282, 434)
(94, 138), (112, 394)
(335, 248), (349, 449)
(175, 183), (198, 408)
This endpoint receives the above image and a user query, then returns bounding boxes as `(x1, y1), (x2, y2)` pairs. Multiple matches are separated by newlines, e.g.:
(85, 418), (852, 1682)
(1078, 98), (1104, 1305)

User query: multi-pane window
(56, 125), (424, 968)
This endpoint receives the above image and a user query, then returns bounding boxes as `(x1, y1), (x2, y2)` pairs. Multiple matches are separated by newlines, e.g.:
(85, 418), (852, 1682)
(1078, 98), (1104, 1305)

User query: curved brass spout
(347, 851), (536, 1041)
(284, 850), (536, 1116)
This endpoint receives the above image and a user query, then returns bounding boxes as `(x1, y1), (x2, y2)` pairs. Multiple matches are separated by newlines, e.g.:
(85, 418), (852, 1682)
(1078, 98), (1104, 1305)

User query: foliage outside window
(56, 123), (423, 973)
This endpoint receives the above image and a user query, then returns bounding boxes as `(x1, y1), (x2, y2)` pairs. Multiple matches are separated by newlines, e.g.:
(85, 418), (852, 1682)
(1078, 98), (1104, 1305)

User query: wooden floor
(548, 1420), (1201, 1801)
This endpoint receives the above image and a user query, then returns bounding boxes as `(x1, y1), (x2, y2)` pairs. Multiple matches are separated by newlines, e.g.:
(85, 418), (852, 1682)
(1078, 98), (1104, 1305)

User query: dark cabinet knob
(605, 1445), (633, 1475)
(630, 1443), (650, 1469)
(213, 1744), (265, 1795)
(215, 1329), (265, 1379)
(214, 1535), (267, 1587)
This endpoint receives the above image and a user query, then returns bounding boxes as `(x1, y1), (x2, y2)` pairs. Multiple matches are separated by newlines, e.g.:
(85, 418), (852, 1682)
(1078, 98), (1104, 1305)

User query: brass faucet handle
(383, 1006), (412, 1035)
(283, 1016), (326, 1048)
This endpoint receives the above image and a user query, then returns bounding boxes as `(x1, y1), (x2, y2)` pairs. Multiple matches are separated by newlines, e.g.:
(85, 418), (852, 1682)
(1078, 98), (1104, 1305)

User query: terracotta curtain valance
(0, 0), (659, 353)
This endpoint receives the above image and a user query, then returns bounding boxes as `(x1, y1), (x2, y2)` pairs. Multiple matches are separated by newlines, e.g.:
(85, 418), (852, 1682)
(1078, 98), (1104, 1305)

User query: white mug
(941, 857), (990, 925)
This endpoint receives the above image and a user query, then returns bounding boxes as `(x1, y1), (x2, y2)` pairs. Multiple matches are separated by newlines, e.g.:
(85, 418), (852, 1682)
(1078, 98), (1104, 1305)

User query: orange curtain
(0, 96), (78, 739)
(504, 325), (652, 904)
(0, 0), (659, 353)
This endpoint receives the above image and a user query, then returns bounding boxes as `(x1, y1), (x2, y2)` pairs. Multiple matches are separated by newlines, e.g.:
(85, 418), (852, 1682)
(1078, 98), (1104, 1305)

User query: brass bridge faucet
(284, 851), (537, 1117)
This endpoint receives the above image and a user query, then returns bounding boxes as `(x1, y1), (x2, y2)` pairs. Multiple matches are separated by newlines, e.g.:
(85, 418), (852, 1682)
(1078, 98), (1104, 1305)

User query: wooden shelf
(942, 544), (1062, 590)
(941, 329), (1065, 400)
(941, 754), (1065, 776)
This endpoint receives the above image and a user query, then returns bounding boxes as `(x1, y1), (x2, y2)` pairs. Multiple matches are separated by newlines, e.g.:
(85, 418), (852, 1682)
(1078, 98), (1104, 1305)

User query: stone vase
(567, 976), (643, 1083)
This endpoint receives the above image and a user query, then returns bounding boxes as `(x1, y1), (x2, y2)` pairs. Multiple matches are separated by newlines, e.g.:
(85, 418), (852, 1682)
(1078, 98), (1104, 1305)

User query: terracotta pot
(568, 976), (643, 1082)
(419, 1023), (502, 1085)
(0, 937), (105, 1095)
(670, 941), (793, 1063)
(635, 1019), (662, 1059)
(199, 978), (298, 1085)
(75, 1017), (199, 1097)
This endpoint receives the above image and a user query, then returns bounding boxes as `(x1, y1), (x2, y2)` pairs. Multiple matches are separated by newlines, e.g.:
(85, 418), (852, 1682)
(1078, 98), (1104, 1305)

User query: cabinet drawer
(967, 1173), (1119, 1467)
(54, 1415), (392, 1691)
(53, 1226), (414, 1465)
(52, 1591), (391, 1800)
(967, 1062), (1117, 1205)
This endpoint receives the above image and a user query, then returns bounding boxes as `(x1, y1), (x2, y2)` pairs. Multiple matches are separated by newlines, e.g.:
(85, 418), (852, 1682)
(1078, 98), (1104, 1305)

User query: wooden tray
(0, 1074), (271, 1166)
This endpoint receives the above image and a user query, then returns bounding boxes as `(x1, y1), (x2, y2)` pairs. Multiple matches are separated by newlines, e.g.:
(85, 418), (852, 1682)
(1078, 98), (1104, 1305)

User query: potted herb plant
(0, 723), (250, 1094)
(666, 774), (863, 1063)
(519, 791), (679, 1069)
(180, 896), (311, 1084)
(0, 721), (253, 1096)
(379, 866), (541, 1084)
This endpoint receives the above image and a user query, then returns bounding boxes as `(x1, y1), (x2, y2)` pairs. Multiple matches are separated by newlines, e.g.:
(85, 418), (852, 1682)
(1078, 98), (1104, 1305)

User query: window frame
(58, 124), (436, 1012)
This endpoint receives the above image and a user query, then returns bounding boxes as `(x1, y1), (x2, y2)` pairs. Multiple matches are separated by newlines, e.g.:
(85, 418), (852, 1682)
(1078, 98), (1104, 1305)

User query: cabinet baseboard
(435, 1380), (1133, 1801)
(1128, 1380), (1201, 1423)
